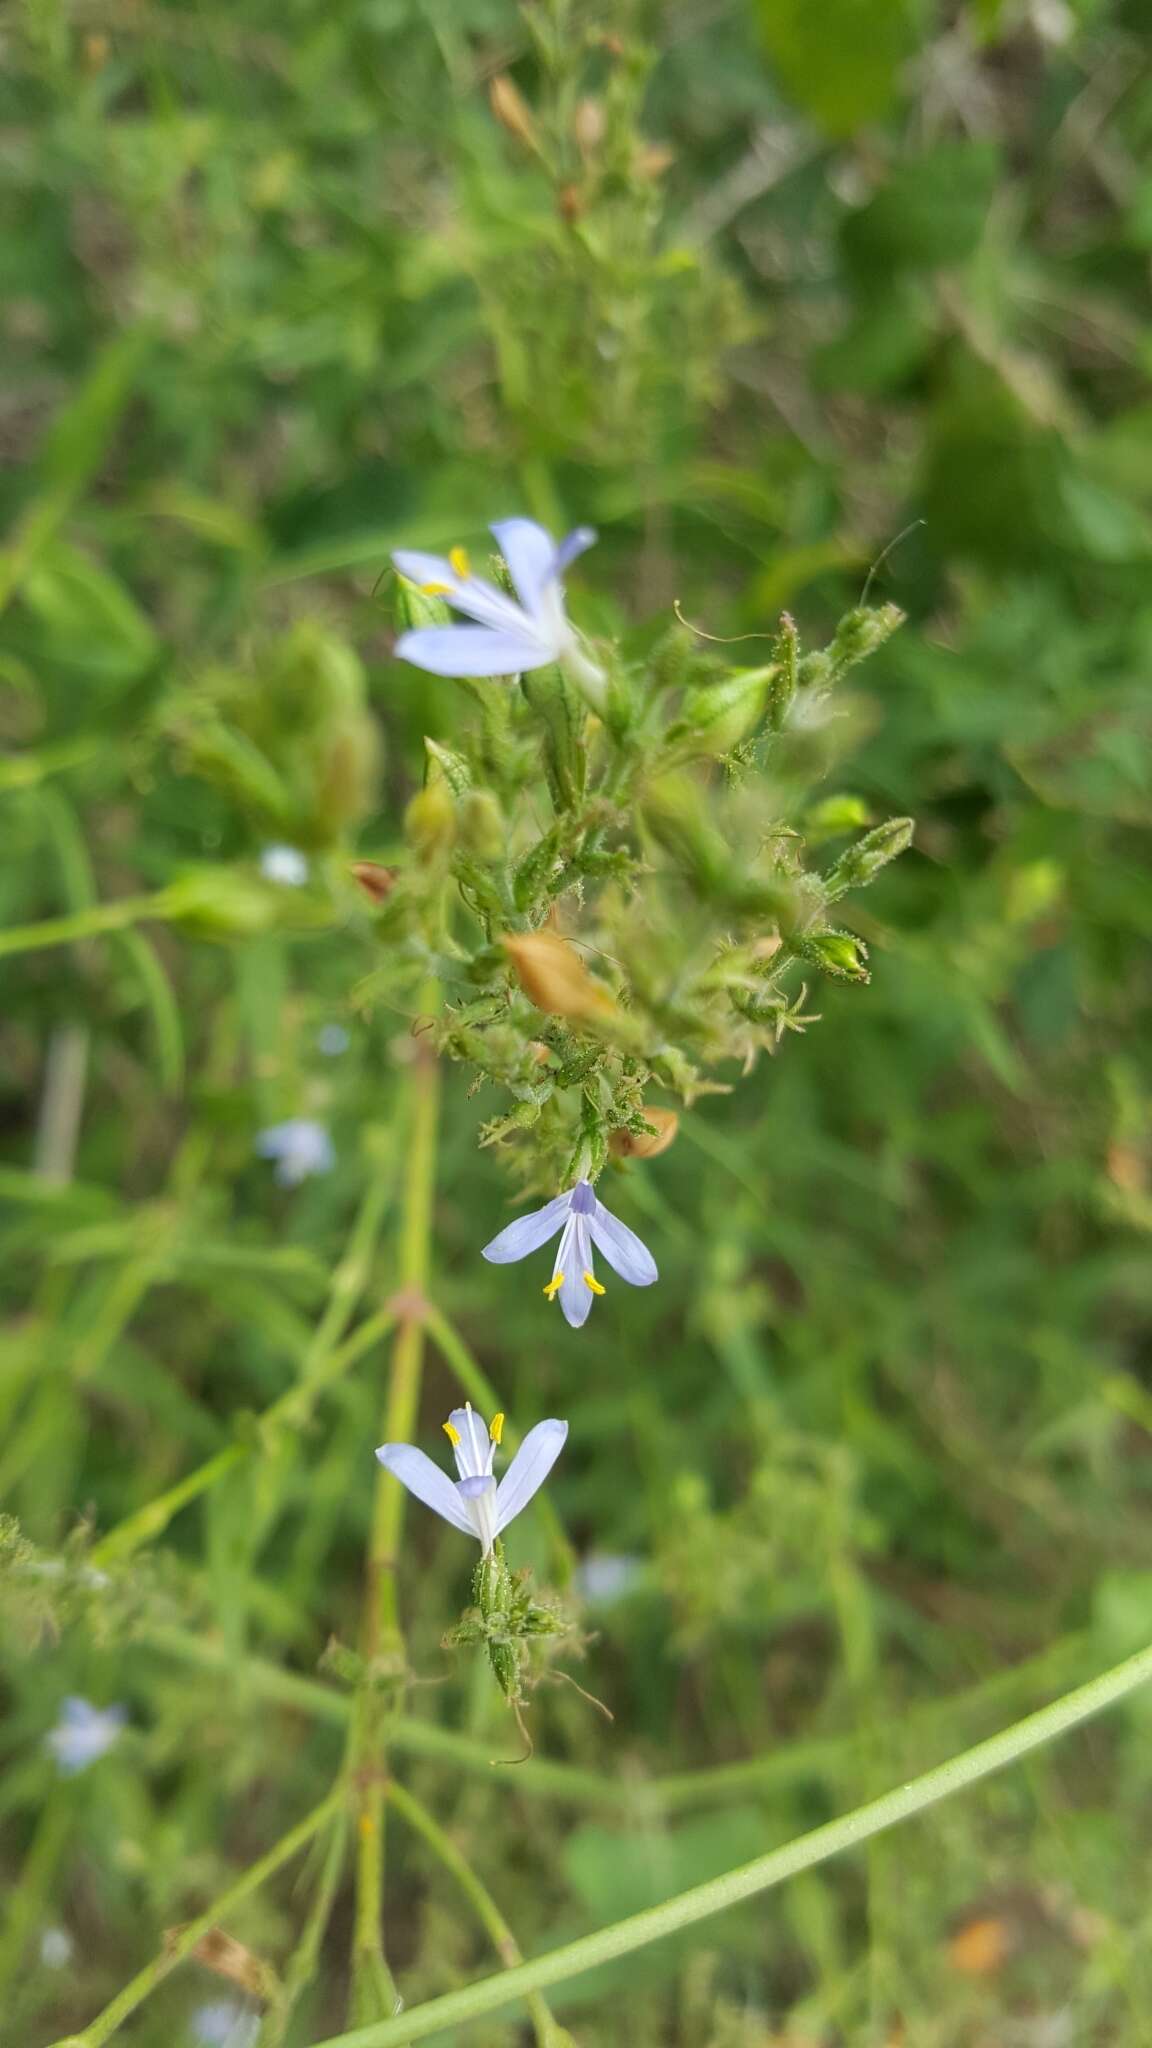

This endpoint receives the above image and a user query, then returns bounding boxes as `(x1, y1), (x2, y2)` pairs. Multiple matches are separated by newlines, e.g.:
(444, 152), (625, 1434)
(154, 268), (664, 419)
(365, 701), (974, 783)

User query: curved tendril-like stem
(304, 1638), (1152, 2048)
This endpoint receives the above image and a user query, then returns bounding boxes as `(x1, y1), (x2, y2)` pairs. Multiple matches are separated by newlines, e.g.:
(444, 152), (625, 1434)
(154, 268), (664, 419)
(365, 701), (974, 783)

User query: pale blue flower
(255, 1119), (335, 1186)
(259, 845), (309, 887)
(393, 518), (606, 708)
(482, 1178), (657, 1329)
(376, 1403), (567, 1556)
(191, 2001), (260, 2048)
(45, 1697), (126, 1775)
(576, 1552), (642, 1606)
(317, 1023), (350, 1056)
(39, 1926), (74, 1968)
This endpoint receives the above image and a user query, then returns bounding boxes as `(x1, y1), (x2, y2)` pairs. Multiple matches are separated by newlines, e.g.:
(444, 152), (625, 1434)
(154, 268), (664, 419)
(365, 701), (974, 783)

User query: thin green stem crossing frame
(306, 1638), (1152, 2047)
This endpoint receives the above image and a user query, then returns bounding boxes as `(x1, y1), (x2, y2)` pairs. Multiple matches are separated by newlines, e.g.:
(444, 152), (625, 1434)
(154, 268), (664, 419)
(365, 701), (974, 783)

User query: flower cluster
(369, 512), (912, 1698)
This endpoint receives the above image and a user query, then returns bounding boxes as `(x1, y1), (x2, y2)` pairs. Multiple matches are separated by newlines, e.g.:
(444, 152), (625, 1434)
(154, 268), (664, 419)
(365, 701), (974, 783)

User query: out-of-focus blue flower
(392, 519), (606, 707)
(255, 1119), (335, 1186)
(376, 1403), (567, 1555)
(40, 1926), (74, 1968)
(576, 1552), (643, 1606)
(190, 2001), (260, 2048)
(45, 1697), (126, 1775)
(482, 1178), (657, 1329)
(259, 845), (309, 887)
(317, 1023), (350, 1056)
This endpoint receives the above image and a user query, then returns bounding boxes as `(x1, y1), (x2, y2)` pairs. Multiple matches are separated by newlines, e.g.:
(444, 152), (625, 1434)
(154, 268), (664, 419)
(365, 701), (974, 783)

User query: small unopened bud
(641, 775), (726, 894)
(806, 795), (872, 841)
(574, 97), (606, 153)
(404, 783), (456, 856)
(610, 1107), (679, 1159)
(800, 928), (871, 982)
(820, 602), (904, 682)
(458, 789), (506, 860)
(825, 816), (914, 897)
(666, 667), (771, 759)
(424, 737), (471, 795)
(504, 930), (616, 1021)
(766, 614), (800, 730)
(489, 74), (541, 152)
(392, 576), (450, 634)
(349, 861), (397, 904)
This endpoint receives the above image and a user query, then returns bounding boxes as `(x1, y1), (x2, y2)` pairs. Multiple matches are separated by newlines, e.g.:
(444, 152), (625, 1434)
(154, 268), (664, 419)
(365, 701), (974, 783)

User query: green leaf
(756, 0), (924, 137)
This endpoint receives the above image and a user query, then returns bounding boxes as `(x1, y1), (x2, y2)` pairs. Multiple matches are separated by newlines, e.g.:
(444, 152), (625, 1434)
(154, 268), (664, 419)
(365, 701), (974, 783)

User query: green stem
(307, 1639), (1152, 2048)
(92, 1158), (399, 1568)
(143, 1624), (1089, 1811)
(0, 892), (163, 960)
(386, 1781), (562, 2048)
(350, 1012), (440, 2022)
(44, 1789), (343, 2048)
(0, 1789), (71, 2004)
(259, 1808), (349, 2048)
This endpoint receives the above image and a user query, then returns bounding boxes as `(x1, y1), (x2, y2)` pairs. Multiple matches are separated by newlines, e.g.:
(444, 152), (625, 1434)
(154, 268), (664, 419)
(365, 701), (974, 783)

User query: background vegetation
(3, 0), (1152, 2042)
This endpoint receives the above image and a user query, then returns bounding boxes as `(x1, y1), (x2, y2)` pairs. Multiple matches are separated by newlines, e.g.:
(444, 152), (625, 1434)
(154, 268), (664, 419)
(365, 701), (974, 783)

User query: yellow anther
(442, 1419), (461, 1446)
(489, 1411), (505, 1446)
(543, 1273), (565, 1299)
(583, 1270), (606, 1296)
(420, 580), (453, 596)
(449, 545), (471, 579)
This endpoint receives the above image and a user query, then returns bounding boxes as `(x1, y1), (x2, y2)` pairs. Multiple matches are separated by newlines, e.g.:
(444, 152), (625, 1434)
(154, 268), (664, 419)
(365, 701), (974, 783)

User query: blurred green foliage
(3, 0), (1152, 2044)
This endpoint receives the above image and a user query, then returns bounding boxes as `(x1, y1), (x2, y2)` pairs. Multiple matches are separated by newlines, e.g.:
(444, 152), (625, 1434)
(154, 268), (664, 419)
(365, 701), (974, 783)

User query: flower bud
(458, 789), (506, 860)
(349, 861), (397, 904)
(610, 1106), (679, 1158)
(404, 782), (456, 855)
(641, 774), (726, 894)
(805, 795), (872, 841)
(799, 928), (871, 981)
(489, 74), (541, 152)
(666, 666), (771, 759)
(424, 737), (471, 795)
(392, 575), (450, 635)
(503, 930), (616, 1021)
(825, 816), (914, 897)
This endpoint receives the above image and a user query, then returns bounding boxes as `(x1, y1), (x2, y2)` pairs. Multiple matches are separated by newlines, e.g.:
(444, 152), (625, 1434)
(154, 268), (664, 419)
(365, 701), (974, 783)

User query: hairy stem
(349, 1012), (440, 2022)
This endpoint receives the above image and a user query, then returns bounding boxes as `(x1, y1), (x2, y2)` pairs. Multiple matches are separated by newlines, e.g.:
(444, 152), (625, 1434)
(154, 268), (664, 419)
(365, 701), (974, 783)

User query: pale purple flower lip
(481, 1178), (658, 1329)
(392, 518), (605, 703)
(375, 1404), (567, 1555)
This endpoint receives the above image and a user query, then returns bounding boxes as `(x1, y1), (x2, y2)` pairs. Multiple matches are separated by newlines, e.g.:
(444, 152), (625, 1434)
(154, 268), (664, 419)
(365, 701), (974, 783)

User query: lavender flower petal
(489, 518), (559, 613)
(588, 1203), (658, 1287)
(395, 625), (549, 679)
(556, 1216), (594, 1327)
(495, 1419), (569, 1533)
(392, 551), (526, 633)
(375, 1444), (475, 1536)
(448, 1405), (491, 1478)
(554, 526), (598, 574)
(481, 1192), (571, 1264)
